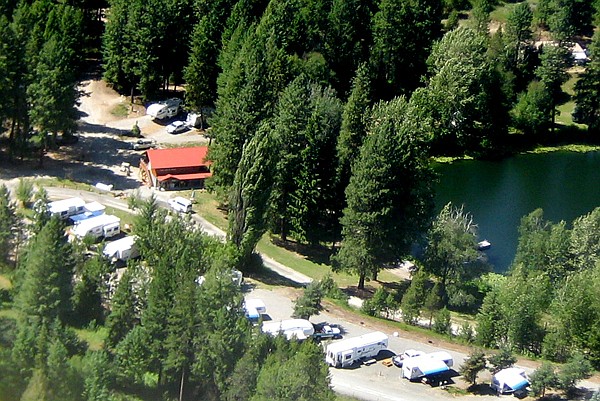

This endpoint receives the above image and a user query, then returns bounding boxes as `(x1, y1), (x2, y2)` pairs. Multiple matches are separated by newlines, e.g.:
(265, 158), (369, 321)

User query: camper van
(401, 352), (454, 380)
(103, 236), (139, 262)
(71, 214), (121, 240)
(325, 331), (388, 368)
(168, 197), (192, 213)
(262, 319), (315, 340)
(48, 197), (86, 220)
(146, 98), (182, 120)
(70, 201), (106, 224)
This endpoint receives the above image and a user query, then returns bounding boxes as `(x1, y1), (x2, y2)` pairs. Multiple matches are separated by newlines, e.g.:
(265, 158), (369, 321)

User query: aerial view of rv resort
(0, 0), (600, 400)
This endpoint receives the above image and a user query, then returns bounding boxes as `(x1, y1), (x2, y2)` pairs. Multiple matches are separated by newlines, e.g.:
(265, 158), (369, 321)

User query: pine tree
(105, 264), (138, 350)
(16, 216), (74, 323)
(0, 184), (16, 265)
(336, 63), (371, 194)
(292, 281), (323, 320)
(333, 97), (435, 289)
(460, 349), (486, 385)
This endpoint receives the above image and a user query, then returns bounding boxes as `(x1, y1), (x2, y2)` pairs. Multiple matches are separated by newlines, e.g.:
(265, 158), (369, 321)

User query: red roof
(157, 172), (212, 182)
(146, 147), (210, 170)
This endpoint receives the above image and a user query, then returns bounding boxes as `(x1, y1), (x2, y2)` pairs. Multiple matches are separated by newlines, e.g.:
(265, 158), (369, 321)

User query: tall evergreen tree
(0, 184), (16, 265)
(573, 29), (600, 135)
(333, 97), (435, 289)
(370, 0), (442, 99)
(16, 216), (74, 323)
(228, 122), (275, 270)
(336, 63), (371, 193)
(535, 44), (571, 130)
(105, 264), (138, 350)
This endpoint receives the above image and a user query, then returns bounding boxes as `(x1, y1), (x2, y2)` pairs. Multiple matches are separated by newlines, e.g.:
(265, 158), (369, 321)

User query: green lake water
(434, 151), (600, 272)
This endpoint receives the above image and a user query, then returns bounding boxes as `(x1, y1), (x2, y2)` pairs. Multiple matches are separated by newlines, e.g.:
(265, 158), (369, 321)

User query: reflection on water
(434, 151), (600, 273)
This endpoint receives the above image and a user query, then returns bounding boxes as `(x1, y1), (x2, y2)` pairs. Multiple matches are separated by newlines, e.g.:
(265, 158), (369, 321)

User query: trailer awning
(420, 359), (450, 376)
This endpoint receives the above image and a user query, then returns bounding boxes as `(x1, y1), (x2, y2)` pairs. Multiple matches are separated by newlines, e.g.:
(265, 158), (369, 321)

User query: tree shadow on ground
(466, 383), (497, 395)
(271, 237), (334, 266)
(248, 267), (305, 289)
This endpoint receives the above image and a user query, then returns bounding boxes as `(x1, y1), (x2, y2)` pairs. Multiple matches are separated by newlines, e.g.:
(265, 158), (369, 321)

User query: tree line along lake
(434, 150), (600, 273)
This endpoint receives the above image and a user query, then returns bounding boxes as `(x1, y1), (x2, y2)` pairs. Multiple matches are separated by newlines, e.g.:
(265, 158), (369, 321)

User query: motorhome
(146, 98), (182, 120)
(48, 197), (86, 220)
(325, 331), (388, 368)
(70, 214), (121, 240)
(262, 319), (315, 340)
(70, 201), (106, 224)
(401, 352), (454, 380)
(103, 236), (139, 262)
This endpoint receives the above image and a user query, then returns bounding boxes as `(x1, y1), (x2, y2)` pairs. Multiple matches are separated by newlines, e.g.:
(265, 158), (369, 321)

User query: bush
(16, 178), (33, 208)
(432, 307), (452, 335)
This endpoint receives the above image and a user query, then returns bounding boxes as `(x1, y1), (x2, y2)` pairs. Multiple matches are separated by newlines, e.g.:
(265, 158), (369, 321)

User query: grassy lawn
(110, 103), (129, 118)
(0, 274), (12, 290)
(490, 1), (519, 24)
(556, 73), (587, 128)
(74, 326), (107, 351)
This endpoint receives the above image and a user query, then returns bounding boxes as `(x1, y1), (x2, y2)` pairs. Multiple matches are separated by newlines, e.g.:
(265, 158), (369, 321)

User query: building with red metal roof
(139, 147), (212, 190)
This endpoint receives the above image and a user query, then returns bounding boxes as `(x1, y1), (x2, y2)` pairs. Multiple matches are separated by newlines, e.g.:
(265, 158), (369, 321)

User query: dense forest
(0, 190), (335, 401)
(1, 0), (600, 398)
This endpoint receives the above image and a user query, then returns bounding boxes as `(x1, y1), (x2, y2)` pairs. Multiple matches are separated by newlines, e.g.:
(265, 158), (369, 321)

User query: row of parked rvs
(47, 197), (139, 262)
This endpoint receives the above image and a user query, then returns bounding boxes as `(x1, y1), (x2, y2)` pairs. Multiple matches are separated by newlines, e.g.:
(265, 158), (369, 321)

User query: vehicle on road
(166, 120), (188, 134)
(168, 196), (192, 213)
(132, 138), (156, 150)
(325, 331), (388, 368)
(392, 349), (425, 367)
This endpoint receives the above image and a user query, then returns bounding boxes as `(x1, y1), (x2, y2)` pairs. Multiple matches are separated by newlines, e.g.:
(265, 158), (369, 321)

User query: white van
(168, 197), (192, 213)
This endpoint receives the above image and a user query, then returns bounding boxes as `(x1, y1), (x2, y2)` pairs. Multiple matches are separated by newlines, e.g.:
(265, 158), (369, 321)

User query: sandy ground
(1, 77), (208, 191)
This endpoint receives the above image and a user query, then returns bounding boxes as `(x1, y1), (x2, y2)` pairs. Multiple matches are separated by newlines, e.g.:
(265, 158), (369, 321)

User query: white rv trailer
(401, 352), (454, 380)
(70, 201), (106, 224)
(262, 319), (315, 340)
(103, 236), (139, 261)
(325, 331), (388, 368)
(48, 197), (86, 220)
(146, 98), (182, 120)
(491, 368), (529, 394)
(71, 214), (121, 240)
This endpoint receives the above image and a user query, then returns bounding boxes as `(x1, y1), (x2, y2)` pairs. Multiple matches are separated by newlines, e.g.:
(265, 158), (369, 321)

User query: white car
(166, 120), (188, 134)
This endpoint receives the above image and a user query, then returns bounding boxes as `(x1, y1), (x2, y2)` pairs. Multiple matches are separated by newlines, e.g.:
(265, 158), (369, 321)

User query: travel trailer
(103, 236), (139, 262)
(262, 319), (315, 340)
(146, 98), (182, 120)
(70, 214), (121, 240)
(401, 352), (454, 380)
(48, 197), (86, 220)
(70, 201), (106, 224)
(491, 368), (529, 394)
(325, 331), (388, 368)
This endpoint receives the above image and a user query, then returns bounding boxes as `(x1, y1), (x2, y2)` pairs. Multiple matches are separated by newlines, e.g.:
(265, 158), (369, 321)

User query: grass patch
(187, 190), (228, 229)
(446, 386), (469, 396)
(431, 155), (474, 164)
(35, 177), (94, 191)
(110, 103), (129, 118)
(0, 309), (19, 320)
(527, 144), (600, 154)
(556, 73), (587, 128)
(74, 326), (107, 351)
(490, 1), (519, 24)
(0, 274), (12, 290)
(105, 206), (135, 227)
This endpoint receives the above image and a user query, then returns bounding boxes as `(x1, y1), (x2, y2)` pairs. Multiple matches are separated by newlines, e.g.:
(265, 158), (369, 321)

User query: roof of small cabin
(146, 147), (210, 170)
